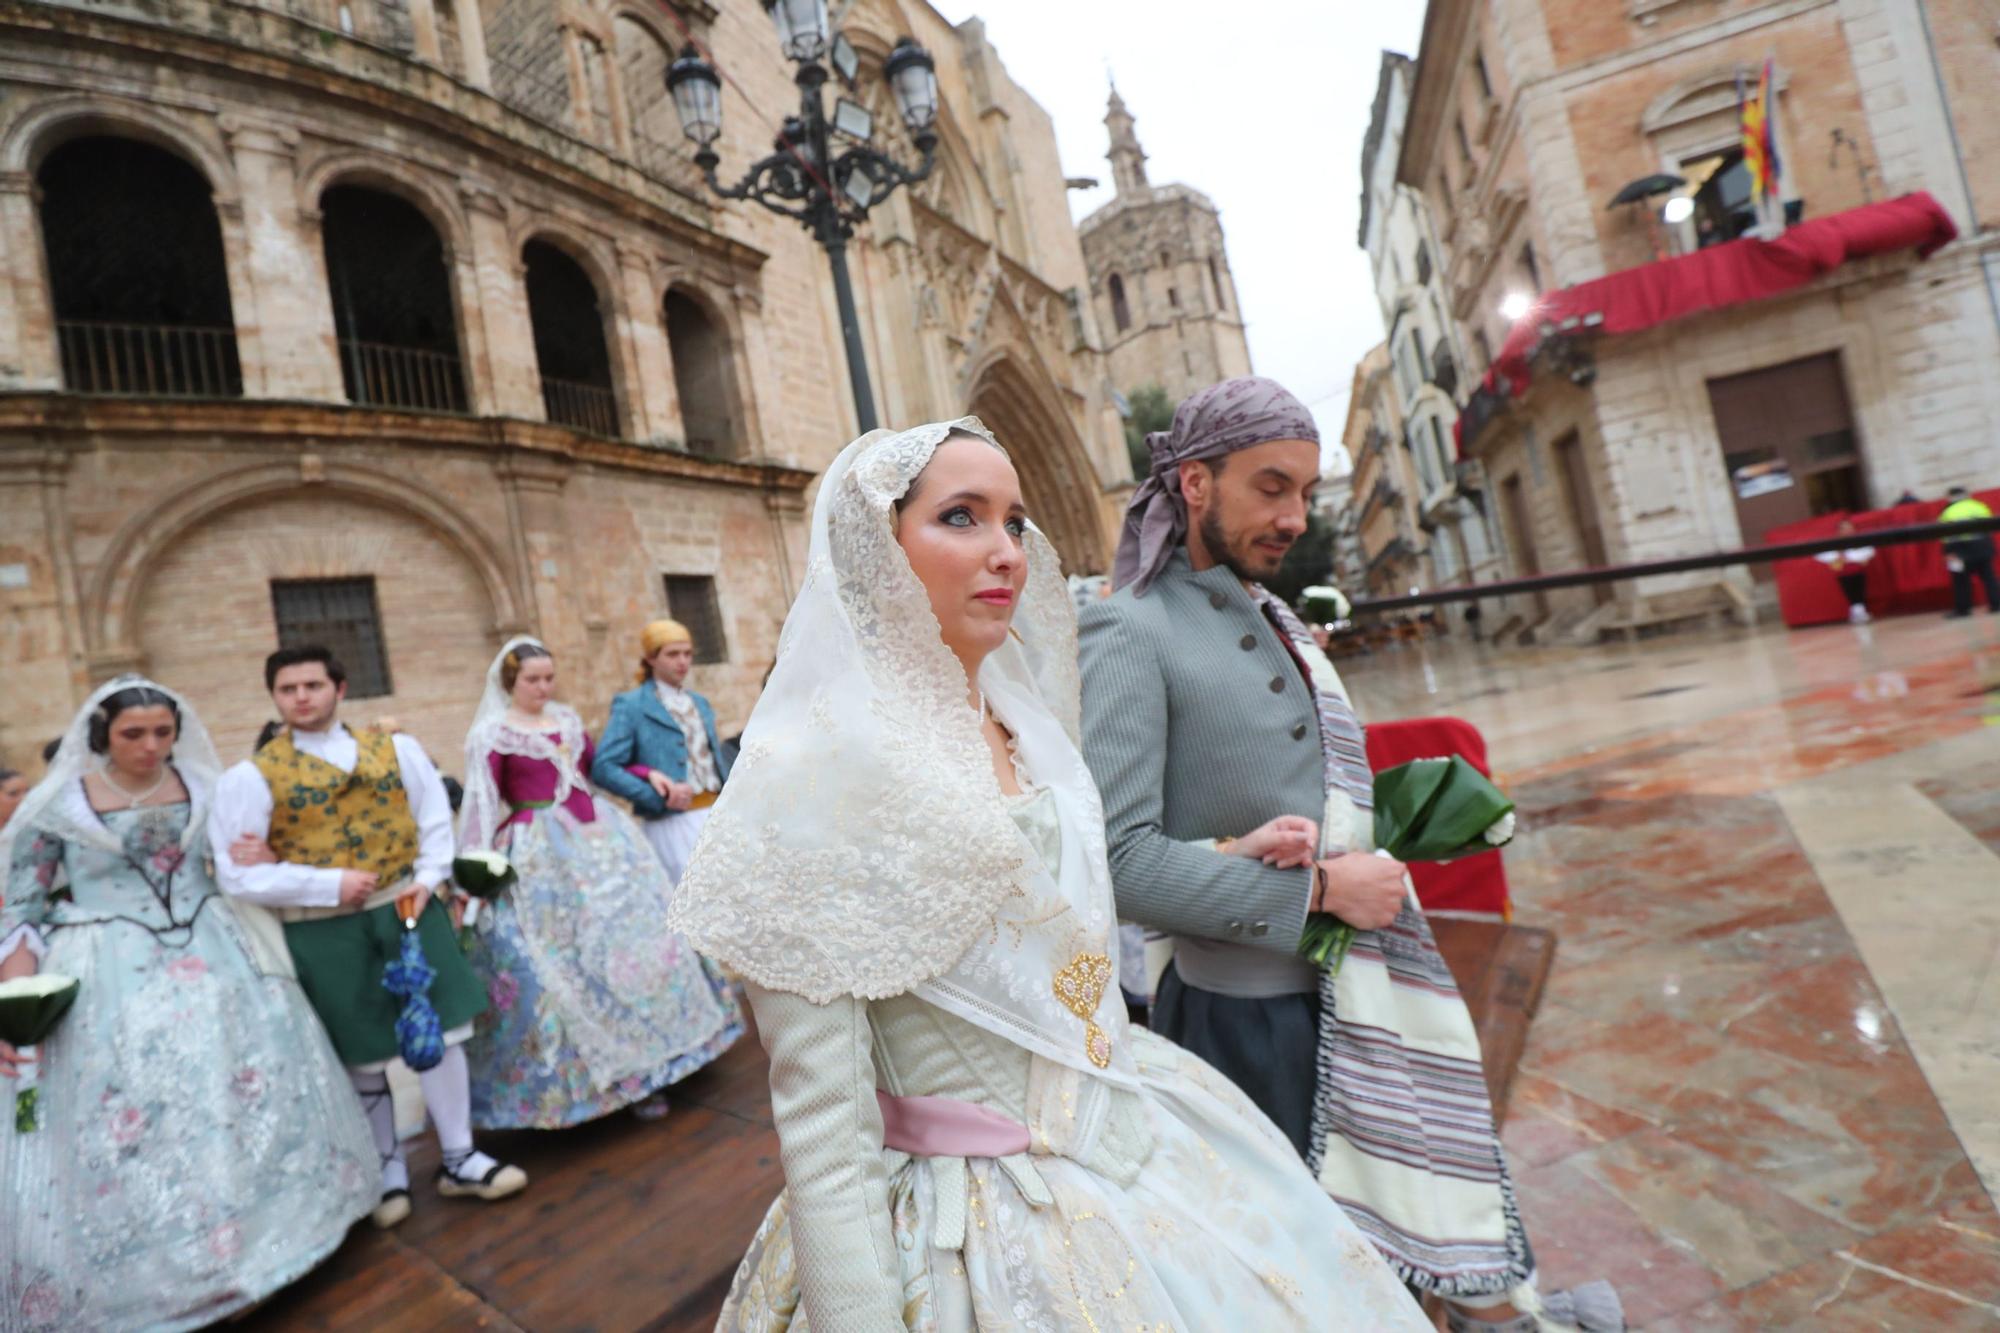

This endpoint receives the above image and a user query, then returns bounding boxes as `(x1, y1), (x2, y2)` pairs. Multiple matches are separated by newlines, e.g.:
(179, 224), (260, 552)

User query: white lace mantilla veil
(0, 675), (294, 977)
(669, 418), (1139, 1088)
(456, 634), (592, 855)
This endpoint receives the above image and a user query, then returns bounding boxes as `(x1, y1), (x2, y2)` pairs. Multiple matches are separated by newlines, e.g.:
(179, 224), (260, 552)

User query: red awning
(1458, 192), (1958, 448)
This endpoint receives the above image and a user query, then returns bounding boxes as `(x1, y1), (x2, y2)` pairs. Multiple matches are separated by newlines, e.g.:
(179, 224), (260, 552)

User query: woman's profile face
(894, 436), (1030, 670)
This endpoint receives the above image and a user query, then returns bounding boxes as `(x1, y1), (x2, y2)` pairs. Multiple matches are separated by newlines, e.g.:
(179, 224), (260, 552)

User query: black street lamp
(667, 1), (939, 433)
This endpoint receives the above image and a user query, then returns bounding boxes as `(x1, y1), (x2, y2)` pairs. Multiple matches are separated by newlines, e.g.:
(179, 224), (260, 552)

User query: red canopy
(1458, 192), (1958, 448)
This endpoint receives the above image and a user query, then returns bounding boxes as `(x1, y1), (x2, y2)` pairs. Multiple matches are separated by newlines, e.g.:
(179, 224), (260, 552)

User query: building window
(1415, 241), (1432, 286)
(1208, 256), (1226, 310)
(1519, 242), (1541, 291)
(1436, 169), (1454, 218)
(1167, 286), (1180, 309)
(1159, 249), (1172, 269)
(1472, 49), (1494, 103)
(271, 577), (392, 699)
(1108, 273), (1131, 333)
(1454, 116), (1475, 173)
(1682, 148), (1759, 247)
(664, 574), (728, 664)
(1474, 327), (1494, 369)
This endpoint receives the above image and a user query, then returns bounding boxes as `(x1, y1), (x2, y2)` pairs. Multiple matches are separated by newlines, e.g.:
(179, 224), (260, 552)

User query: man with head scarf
(1080, 376), (1621, 1330)
(591, 618), (734, 886)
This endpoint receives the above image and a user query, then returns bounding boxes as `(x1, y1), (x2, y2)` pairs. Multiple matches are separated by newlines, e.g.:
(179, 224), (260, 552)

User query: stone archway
(129, 489), (504, 764)
(967, 356), (1109, 575)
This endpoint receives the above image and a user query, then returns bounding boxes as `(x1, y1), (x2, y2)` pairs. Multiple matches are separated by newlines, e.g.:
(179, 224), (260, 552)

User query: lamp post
(667, 0), (939, 433)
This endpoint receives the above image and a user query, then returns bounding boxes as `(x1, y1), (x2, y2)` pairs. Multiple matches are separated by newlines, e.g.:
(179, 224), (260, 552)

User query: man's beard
(1199, 506), (1289, 584)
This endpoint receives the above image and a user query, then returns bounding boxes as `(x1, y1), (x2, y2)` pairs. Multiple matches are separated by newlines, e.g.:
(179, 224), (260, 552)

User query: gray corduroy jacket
(1078, 548), (1323, 988)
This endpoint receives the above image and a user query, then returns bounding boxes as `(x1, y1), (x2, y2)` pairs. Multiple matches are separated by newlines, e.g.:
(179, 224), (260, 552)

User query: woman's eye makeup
(940, 506), (974, 527)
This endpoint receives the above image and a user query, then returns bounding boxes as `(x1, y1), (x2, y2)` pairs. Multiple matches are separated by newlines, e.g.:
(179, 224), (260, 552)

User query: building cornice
(1395, 0), (1477, 188)
(0, 396), (819, 493)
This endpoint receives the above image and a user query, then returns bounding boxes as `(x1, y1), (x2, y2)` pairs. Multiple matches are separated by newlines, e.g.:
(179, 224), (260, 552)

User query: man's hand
(230, 834), (277, 867)
(1313, 852), (1407, 930)
(1230, 815), (1319, 869)
(644, 770), (673, 799)
(0, 1041), (31, 1080)
(338, 869), (380, 908)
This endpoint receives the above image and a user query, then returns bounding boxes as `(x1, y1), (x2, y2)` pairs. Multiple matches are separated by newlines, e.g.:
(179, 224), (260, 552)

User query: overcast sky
(929, 0), (1427, 475)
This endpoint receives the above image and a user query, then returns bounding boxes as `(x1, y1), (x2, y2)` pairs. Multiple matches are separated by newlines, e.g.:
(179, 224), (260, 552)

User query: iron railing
(338, 338), (468, 414)
(57, 320), (243, 398)
(540, 375), (620, 437)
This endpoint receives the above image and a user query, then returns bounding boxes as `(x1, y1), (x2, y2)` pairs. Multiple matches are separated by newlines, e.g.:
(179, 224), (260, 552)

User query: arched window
(39, 136), (242, 398)
(665, 289), (738, 459)
(1108, 274), (1131, 334)
(320, 184), (466, 413)
(524, 240), (620, 436)
(615, 14), (686, 184)
(1208, 255), (1227, 312)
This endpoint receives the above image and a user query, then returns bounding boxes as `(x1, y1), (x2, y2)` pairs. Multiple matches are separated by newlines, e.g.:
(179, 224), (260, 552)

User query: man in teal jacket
(591, 619), (732, 885)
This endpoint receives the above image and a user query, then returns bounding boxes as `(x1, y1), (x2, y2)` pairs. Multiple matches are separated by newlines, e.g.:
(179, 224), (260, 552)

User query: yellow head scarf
(637, 618), (693, 684)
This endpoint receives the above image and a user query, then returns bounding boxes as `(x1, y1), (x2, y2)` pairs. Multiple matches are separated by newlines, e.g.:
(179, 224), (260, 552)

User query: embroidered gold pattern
(1053, 951), (1115, 1069)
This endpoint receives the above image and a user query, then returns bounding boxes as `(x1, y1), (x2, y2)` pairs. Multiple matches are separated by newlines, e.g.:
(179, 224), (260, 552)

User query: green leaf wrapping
(14, 1086), (37, 1134)
(451, 853), (519, 900)
(1371, 756), (1514, 863)
(0, 975), (80, 1048)
(1298, 757), (1516, 975)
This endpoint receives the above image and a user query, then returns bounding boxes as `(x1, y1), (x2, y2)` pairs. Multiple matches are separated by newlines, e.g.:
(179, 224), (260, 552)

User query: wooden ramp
(241, 923), (1553, 1331)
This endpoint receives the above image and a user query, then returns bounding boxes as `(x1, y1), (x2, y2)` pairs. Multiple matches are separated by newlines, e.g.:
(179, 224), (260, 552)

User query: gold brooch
(1053, 951), (1114, 1069)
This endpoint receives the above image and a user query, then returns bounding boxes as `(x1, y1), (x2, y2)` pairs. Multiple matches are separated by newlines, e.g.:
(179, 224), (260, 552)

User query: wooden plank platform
(240, 923), (1554, 1331)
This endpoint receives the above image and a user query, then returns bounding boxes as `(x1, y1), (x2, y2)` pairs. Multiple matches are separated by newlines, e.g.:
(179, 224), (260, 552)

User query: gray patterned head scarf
(1112, 376), (1321, 597)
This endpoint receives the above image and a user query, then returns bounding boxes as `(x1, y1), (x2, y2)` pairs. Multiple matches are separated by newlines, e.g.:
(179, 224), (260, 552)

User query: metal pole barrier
(1349, 516), (2000, 614)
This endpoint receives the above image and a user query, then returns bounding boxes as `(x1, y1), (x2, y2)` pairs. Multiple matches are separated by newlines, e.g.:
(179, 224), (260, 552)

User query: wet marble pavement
(1338, 613), (2000, 1329)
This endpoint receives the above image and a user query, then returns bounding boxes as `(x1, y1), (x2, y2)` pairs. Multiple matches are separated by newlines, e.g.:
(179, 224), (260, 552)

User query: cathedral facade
(1078, 90), (1252, 408)
(0, 0), (1131, 769)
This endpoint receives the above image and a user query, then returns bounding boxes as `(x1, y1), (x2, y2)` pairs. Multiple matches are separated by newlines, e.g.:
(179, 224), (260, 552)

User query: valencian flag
(1738, 57), (1783, 232)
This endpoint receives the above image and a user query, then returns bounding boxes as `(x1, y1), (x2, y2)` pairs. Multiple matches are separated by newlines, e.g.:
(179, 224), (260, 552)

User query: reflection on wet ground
(1338, 613), (2000, 1327)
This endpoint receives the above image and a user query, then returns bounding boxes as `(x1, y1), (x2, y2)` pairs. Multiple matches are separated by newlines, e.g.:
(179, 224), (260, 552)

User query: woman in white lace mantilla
(455, 640), (742, 1130)
(0, 678), (375, 1332)
(670, 421), (1426, 1331)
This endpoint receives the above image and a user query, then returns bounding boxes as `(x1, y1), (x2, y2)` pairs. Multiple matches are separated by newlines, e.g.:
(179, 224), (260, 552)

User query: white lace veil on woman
(456, 635), (591, 855)
(0, 675), (291, 977)
(670, 418), (1140, 1087)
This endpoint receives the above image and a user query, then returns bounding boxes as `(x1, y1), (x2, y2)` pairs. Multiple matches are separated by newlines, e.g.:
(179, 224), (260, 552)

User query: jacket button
(1225, 919), (1243, 937)
(1269, 676), (1285, 693)
(1250, 921), (1270, 937)
(1239, 634), (1257, 651)
(1292, 722), (1309, 740)
(1209, 590), (1227, 609)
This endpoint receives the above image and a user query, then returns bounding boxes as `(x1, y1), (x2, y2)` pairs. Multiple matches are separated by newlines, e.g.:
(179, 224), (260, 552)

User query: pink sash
(876, 1090), (1031, 1158)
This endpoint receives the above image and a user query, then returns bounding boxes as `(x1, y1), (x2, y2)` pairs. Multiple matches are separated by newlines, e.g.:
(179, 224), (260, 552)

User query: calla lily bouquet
(451, 850), (517, 934)
(1300, 585), (1352, 625)
(1300, 756), (1516, 975)
(0, 973), (81, 1133)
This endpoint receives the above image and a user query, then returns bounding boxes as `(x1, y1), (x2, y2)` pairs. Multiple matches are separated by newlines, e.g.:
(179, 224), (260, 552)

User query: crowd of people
(0, 377), (1625, 1332)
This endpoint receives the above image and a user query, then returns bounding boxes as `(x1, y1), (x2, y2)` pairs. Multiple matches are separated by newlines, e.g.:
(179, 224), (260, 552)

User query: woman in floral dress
(455, 638), (742, 1129)
(0, 678), (374, 1332)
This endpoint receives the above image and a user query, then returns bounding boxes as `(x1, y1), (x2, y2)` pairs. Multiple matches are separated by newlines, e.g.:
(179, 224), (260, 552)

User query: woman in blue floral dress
(455, 639), (742, 1129)
(0, 678), (375, 1333)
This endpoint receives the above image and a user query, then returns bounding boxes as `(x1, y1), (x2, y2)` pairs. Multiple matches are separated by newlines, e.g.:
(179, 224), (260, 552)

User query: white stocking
(349, 1068), (408, 1194)
(416, 1043), (474, 1160)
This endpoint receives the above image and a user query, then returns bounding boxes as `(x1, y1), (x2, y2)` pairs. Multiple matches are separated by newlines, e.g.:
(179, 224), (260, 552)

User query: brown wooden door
(1705, 353), (1866, 578)
(1501, 473), (1549, 617)
(1553, 431), (1613, 604)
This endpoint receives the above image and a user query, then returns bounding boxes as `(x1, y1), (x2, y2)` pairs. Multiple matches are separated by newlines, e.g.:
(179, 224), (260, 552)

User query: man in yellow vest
(210, 645), (526, 1230)
(1941, 486), (1999, 618)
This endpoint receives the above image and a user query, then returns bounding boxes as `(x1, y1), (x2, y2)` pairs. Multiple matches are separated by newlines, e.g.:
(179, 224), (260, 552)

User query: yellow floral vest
(252, 729), (420, 887)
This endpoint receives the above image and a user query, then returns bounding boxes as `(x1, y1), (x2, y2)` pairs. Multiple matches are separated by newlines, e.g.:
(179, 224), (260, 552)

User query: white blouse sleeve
(206, 762), (342, 909)
(743, 982), (904, 1332)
